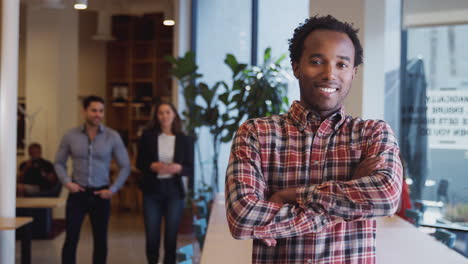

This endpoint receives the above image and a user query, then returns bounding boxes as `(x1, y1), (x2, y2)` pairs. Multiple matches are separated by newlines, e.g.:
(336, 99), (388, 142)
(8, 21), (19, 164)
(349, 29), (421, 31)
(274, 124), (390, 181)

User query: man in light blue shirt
(55, 95), (130, 264)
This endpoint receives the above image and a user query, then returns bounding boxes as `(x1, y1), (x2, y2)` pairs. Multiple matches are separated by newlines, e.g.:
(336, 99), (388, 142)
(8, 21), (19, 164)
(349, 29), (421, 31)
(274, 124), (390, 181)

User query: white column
(310, 0), (401, 122)
(174, 0), (192, 109)
(0, 0), (20, 263)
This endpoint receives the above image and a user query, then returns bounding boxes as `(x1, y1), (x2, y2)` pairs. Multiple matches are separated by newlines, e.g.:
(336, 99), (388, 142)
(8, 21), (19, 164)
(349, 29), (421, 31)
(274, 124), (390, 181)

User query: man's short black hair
(28, 142), (41, 150)
(82, 95), (105, 109)
(289, 15), (363, 67)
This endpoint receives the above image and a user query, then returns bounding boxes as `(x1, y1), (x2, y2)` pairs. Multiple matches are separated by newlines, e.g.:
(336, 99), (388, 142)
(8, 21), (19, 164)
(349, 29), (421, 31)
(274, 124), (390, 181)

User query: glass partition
(404, 24), (468, 256)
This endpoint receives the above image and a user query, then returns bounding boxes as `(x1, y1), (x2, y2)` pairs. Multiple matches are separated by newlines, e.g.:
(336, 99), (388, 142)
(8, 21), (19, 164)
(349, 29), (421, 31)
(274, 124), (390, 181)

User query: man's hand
(268, 188), (297, 205)
(65, 182), (85, 193)
(94, 189), (113, 199)
(261, 238), (277, 247)
(352, 156), (385, 180)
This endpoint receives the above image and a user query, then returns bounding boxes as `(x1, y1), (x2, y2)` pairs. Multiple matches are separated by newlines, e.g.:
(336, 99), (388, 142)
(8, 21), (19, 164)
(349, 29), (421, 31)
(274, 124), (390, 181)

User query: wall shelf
(106, 13), (173, 159)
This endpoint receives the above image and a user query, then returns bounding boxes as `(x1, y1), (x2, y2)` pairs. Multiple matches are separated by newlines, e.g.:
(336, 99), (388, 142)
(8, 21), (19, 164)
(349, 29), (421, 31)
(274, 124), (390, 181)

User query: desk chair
(413, 200), (428, 214)
(176, 243), (193, 264)
(405, 209), (423, 227)
(437, 179), (449, 203)
(434, 228), (456, 248)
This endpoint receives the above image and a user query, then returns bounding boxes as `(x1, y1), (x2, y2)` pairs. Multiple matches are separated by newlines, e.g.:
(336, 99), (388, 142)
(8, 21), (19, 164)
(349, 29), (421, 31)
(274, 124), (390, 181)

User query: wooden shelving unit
(106, 13), (173, 159)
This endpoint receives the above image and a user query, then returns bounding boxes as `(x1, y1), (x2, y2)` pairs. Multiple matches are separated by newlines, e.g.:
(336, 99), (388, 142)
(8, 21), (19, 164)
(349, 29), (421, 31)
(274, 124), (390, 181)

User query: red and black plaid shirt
(225, 101), (402, 264)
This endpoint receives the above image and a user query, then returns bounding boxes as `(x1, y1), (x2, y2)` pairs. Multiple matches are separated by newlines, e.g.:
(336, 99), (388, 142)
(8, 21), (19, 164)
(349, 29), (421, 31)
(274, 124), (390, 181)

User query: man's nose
(321, 64), (337, 80)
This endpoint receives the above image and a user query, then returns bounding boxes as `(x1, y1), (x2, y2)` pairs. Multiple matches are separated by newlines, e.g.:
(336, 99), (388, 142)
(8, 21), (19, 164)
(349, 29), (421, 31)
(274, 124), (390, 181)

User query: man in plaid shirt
(225, 15), (403, 263)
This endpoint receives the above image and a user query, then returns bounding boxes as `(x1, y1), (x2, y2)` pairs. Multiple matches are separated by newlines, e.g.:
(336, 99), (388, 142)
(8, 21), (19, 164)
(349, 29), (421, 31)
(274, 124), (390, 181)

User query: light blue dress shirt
(54, 125), (130, 193)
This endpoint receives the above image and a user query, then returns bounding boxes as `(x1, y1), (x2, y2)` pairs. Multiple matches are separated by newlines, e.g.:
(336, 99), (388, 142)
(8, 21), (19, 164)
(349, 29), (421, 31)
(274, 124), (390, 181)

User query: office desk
(202, 193), (467, 264)
(376, 215), (466, 263)
(0, 217), (33, 264)
(16, 197), (66, 208)
(419, 222), (468, 232)
(16, 197), (66, 238)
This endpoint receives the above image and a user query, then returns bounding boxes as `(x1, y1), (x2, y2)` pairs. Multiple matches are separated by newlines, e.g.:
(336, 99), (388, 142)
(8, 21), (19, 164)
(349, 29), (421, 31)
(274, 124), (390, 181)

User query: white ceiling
(22, 0), (172, 15)
(404, 0), (468, 15)
(404, 0), (468, 26)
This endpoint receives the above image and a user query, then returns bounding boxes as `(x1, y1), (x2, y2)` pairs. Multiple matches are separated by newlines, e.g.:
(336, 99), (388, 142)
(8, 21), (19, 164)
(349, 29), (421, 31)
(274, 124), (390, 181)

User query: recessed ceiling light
(74, 0), (87, 10)
(163, 20), (175, 26)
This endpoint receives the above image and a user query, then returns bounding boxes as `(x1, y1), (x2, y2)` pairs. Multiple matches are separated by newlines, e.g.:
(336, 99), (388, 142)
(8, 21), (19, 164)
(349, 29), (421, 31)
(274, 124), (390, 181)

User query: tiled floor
(15, 208), (199, 264)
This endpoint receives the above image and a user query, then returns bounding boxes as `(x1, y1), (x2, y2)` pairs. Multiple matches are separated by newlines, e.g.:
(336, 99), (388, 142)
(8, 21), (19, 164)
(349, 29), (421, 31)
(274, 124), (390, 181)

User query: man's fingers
(261, 238), (277, 247)
(268, 194), (284, 206)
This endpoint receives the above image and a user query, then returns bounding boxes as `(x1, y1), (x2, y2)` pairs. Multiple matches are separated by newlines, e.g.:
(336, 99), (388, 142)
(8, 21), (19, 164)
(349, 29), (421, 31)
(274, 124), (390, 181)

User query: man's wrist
(295, 186), (308, 205)
(280, 188), (297, 204)
(109, 186), (117, 193)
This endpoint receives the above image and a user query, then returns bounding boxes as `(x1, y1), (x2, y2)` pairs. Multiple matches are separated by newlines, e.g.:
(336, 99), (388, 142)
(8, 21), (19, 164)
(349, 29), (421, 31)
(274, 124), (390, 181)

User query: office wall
(77, 10), (107, 124)
(20, 8), (106, 162)
(24, 6), (79, 162)
(18, 5), (26, 99)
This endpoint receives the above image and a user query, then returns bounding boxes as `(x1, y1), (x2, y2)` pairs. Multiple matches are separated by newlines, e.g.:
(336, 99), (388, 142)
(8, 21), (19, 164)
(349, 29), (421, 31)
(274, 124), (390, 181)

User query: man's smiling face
(293, 29), (357, 119)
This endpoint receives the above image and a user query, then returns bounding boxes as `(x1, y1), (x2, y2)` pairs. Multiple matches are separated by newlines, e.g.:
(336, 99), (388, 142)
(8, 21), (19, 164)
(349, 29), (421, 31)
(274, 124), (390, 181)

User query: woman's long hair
(150, 101), (183, 135)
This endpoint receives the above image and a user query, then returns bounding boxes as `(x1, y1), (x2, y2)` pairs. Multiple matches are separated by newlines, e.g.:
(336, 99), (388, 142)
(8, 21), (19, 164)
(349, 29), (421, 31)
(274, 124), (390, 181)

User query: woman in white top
(136, 102), (194, 264)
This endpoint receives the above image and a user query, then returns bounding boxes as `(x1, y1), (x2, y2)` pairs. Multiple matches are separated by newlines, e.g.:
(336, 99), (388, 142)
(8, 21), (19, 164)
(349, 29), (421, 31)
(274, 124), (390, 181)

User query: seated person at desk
(17, 143), (60, 197)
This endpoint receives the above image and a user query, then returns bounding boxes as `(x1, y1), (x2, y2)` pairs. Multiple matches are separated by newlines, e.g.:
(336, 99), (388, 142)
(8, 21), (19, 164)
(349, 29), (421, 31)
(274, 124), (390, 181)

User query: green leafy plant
(165, 48), (289, 192)
(445, 204), (468, 223)
(221, 47), (289, 141)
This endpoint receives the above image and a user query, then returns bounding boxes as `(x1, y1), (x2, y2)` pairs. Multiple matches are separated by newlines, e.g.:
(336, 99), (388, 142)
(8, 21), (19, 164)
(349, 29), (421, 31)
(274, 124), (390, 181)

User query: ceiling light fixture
(93, 12), (116, 41)
(163, 0), (175, 26)
(74, 0), (88, 10)
(163, 20), (175, 26)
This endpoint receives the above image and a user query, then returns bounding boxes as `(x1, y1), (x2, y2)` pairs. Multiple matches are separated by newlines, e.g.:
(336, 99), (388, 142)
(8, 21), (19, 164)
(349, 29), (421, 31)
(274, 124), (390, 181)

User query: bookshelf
(106, 13), (173, 160)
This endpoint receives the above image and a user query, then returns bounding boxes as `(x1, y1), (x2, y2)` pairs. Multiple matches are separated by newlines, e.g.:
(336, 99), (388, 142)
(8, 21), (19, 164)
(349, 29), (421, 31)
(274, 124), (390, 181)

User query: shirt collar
(80, 124), (105, 134)
(288, 100), (346, 132)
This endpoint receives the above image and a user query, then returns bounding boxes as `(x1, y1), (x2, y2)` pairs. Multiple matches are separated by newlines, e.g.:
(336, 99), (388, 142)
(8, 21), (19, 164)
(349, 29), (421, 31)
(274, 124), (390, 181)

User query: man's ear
(292, 61), (300, 79)
(352, 67), (358, 80)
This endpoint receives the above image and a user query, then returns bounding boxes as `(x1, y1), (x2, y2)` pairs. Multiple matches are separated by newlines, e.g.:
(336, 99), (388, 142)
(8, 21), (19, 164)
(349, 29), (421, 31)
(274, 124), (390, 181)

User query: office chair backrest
(405, 209), (423, 227)
(434, 229), (456, 248)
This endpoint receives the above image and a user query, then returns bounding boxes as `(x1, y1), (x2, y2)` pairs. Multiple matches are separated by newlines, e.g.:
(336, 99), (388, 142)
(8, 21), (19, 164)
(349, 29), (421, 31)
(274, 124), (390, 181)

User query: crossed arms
(225, 121), (403, 241)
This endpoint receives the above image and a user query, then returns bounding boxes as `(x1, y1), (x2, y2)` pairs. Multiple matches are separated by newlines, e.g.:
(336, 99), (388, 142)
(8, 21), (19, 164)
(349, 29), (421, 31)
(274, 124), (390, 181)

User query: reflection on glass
(404, 24), (468, 256)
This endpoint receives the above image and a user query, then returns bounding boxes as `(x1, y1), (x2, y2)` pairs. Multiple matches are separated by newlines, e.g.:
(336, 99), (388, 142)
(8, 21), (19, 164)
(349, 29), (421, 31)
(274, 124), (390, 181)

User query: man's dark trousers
(62, 187), (110, 264)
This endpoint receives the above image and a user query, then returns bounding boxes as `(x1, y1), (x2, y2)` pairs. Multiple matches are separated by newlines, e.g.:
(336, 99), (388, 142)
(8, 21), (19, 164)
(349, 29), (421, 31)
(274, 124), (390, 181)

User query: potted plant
(165, 47), (289, 194)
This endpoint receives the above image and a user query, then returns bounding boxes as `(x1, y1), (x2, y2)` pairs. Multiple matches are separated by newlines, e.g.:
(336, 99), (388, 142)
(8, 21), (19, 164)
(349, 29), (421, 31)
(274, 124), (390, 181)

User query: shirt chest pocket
(323, 147), (362, 182)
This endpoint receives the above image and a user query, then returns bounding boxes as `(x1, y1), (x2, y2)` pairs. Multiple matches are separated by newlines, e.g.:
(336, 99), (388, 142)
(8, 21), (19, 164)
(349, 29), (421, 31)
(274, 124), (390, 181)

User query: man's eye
(310, 60), (323, 65)
(338, 63), (349, 68)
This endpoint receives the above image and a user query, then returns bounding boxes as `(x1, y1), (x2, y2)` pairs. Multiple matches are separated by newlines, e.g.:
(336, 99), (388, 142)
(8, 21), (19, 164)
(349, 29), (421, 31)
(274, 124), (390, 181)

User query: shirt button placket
(88, 143), (93, 186)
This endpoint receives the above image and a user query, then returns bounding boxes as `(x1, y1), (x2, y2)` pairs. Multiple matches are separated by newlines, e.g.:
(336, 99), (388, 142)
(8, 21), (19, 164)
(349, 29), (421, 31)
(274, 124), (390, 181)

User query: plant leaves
(275, 54), (287, 65)
(263, 47), (272, 64)
(224, 54), (238, 72)
(219, 92), (230, 105)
